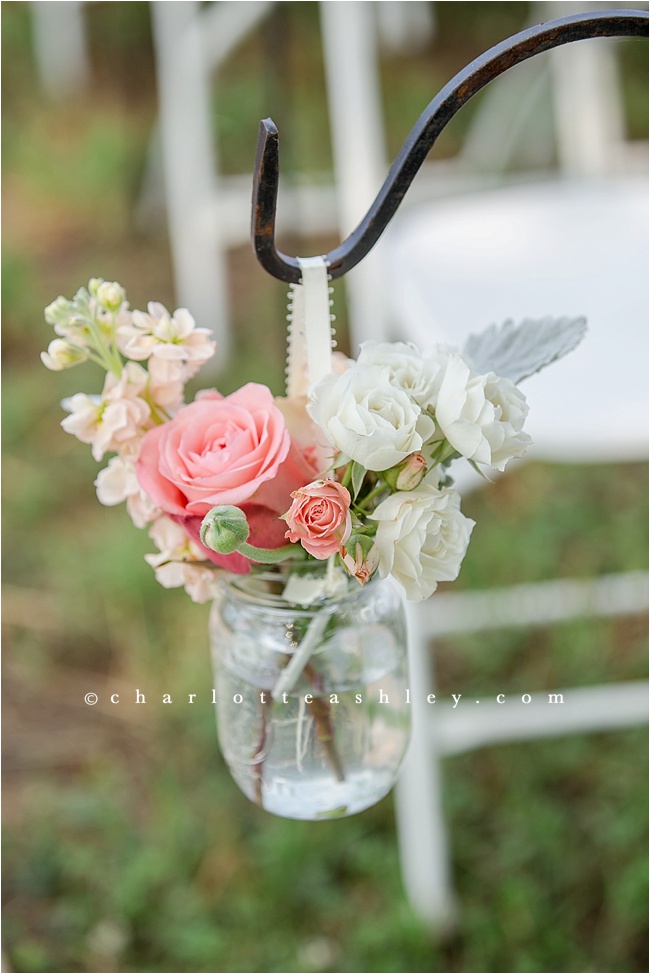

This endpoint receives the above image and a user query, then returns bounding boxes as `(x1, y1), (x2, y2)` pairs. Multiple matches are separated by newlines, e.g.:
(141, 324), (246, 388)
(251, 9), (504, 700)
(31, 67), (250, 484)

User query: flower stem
(355, 482), (387, 512)
(269, 601), (347, 785)
(238, 542), (304, 564)
(251, 694), (273, 806)
(303, 662), (346, 783)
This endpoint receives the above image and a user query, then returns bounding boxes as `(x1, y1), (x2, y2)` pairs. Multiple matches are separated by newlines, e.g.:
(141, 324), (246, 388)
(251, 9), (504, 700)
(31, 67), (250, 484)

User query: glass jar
(209, 565), (410, 820)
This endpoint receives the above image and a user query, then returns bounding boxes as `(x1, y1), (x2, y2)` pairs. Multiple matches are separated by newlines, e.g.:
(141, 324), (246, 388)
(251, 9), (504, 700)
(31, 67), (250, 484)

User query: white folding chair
(383, 9), (649, 926)
(149, 1), (436, 360)
(30, 0), (91, 99)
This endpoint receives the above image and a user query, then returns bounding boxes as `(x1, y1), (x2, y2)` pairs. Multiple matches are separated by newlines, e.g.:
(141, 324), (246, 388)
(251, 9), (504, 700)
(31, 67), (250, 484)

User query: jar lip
(217, 564), (377, 612)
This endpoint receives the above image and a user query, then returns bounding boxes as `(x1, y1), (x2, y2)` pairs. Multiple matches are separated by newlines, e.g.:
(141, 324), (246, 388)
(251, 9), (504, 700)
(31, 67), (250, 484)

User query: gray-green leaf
(350, 461), (366, 500)
(462, 316), (588, 384)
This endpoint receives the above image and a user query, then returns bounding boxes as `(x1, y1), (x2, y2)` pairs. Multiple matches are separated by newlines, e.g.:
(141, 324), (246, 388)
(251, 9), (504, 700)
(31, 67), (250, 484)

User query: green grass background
(2, 3), (648, 972)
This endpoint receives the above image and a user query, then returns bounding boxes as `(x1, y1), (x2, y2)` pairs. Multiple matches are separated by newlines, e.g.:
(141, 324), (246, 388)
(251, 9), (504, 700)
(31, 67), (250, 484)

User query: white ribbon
(285, 255), (333, 397)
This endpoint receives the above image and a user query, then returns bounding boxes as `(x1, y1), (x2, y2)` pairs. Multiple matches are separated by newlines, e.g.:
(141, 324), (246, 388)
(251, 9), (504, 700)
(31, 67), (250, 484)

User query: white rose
(369, 485), (475, 602)
(357, 340), (441, 406)
(434, 355), (531, 471)
(308, 364), (435, 471)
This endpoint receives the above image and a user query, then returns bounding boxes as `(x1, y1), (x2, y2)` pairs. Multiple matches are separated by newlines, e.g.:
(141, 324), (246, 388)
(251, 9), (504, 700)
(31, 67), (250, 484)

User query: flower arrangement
(42, 277), (586, 605)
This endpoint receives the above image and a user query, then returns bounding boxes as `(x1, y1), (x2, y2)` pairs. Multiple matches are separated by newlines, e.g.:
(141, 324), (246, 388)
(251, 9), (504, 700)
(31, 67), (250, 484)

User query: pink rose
(137, 383), (319, 572)
(283, 480), (352, 559)
(137, 383), (296, 516)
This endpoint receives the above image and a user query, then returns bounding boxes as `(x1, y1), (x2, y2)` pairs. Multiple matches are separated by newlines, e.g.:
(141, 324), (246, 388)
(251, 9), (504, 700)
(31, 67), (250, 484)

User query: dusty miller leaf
(462, 316), (588, 384)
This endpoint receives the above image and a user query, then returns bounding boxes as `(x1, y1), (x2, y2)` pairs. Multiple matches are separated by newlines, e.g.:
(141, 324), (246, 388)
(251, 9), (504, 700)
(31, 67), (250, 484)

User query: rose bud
(383, 451), (427, 491)
(200, 505), (250, 554)
(342, 533), (380, 585)
(283, 479), (352, 559)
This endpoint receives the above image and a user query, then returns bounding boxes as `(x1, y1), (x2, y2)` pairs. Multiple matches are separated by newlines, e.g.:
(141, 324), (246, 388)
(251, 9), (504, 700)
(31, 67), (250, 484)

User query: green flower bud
(200, 505), (250, 554)
(88, 278), (104, 296)
(96, 280), (125, 312)
(44, 296), (72, 326)
(40, 339), (89, 371)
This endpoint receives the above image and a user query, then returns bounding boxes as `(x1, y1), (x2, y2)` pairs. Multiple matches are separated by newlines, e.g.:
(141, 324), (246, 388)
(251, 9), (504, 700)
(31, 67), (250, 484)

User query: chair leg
(30, 0), (90, 99)
(150, 1), (231, 362)
(319, 1), (392, 350)
(394, 602), (458, 930)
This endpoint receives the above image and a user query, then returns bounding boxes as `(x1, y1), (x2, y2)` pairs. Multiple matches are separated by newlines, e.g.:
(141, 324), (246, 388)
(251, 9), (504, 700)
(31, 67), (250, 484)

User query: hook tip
(260, 117), (278, 139)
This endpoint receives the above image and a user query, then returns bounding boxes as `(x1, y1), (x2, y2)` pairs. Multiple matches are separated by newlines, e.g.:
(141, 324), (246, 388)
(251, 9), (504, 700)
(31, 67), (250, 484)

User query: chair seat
(388, 175), (649, 464)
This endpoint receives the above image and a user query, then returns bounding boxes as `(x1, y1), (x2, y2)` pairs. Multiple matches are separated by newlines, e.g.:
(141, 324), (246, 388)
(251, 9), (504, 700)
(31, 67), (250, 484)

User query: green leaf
(468, 459), (495, 483)
(350, 461), (366, 500)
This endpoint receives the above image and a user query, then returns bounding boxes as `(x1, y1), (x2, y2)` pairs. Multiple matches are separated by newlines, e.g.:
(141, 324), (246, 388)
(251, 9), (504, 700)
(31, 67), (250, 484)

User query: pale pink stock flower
(117, 302), (215, 378)
(62, 362), (152, 461)
(145, 517), (220, 603)
(331, 351), (355, 374)
(147, 357), (186, 414)
(275, 394), (331, 481)
(147, 516), (206, 564)
(283, 479), (352, 559)
(152, 561), (222, 603)
(60, 393), (102, 446)
(94, 456), (161, 528)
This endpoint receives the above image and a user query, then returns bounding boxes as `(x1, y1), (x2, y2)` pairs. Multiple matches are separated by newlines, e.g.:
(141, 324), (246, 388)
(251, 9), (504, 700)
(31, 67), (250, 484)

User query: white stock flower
(369, 485), (475, 602)
(357, 340), (441, 406)
(117, 302), (215, 377)
(434, 355), (531, 471)
(94, 456), (161, 528)
(61, 362), (152, 461)
(308, 364), (435, 471)
(41, 338), (88, 371)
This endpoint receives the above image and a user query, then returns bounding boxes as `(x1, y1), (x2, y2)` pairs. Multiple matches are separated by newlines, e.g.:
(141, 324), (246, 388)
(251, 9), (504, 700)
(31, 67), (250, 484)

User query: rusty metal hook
(251, 8), (648, 284)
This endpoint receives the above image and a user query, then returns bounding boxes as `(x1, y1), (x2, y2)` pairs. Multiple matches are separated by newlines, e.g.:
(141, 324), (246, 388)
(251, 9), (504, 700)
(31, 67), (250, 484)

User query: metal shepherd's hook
(251, 8), (648, 284)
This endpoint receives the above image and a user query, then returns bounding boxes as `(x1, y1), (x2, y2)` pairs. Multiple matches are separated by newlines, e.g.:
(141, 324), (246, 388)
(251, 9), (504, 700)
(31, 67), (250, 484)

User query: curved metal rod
(252, 8), (648, 283)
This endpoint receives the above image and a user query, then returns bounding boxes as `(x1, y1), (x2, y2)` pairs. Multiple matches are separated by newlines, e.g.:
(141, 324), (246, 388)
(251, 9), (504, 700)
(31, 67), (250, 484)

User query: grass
(2, 3), (648, 973)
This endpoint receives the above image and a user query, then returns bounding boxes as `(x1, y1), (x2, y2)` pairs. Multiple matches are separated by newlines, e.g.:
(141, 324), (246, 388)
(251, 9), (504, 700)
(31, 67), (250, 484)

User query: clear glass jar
(209, 565), (410, 820)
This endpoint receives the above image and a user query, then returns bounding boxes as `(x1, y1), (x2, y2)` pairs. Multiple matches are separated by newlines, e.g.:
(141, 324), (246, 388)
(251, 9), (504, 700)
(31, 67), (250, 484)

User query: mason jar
(209, 565), (410, 820)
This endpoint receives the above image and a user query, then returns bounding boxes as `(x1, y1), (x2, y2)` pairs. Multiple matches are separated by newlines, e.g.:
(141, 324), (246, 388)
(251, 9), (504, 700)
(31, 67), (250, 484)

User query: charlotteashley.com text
(83, 689), (566, 707)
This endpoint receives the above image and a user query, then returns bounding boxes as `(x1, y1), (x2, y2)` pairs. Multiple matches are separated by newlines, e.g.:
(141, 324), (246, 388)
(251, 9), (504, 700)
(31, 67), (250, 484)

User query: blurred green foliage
(2, 3), (647, 973)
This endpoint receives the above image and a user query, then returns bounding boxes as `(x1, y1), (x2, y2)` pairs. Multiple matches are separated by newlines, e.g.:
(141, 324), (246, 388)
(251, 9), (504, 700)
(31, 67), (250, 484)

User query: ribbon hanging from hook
(285, 256), (334, 398)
